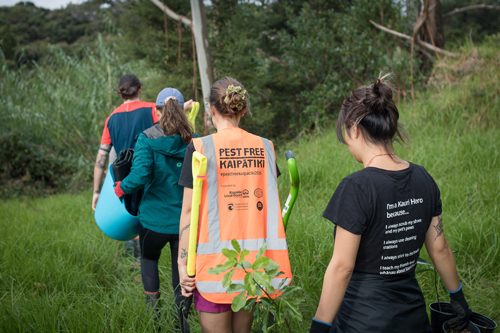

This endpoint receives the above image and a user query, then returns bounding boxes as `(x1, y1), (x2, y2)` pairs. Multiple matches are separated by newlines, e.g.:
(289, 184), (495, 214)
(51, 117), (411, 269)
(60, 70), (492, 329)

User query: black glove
(447, 285), (472, 331)
(310, 318), (332, 333)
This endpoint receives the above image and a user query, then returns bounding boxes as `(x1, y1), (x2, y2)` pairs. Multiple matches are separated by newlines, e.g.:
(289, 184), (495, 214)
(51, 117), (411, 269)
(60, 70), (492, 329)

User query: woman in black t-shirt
(309, 76), (473, 333)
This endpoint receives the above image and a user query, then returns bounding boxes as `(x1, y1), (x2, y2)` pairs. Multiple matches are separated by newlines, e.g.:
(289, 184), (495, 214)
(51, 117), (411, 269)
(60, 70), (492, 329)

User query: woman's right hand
(179, 265), (196, 297)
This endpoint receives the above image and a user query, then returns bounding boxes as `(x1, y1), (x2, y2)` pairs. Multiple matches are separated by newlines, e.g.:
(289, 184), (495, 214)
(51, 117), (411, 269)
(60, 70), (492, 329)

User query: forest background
(0, 0), (498, 195)
(0, 0), (499, 332)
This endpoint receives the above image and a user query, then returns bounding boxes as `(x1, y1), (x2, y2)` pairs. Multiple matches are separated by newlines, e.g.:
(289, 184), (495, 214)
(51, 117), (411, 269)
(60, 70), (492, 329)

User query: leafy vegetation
(0, 0), (498, 195)
(208, 240), (303, 332)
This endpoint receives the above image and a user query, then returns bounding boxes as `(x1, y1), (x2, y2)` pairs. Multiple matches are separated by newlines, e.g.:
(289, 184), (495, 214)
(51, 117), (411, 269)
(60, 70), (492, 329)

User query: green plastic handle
(282, 150), (300, 230)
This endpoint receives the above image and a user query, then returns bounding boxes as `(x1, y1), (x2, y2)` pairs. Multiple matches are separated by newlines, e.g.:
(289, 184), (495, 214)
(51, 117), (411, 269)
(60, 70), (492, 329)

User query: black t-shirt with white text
(323, 163), (442, 276)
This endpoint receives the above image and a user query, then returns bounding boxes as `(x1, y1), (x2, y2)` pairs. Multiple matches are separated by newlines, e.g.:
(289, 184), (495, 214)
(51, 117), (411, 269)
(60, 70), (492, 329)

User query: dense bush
(0, 0), (498, 196)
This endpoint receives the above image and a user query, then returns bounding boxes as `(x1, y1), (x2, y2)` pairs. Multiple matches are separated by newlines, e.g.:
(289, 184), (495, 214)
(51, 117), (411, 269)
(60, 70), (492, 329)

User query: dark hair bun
(366, 77), (393, 115)
(336, 74), (405, 147)
(118, 74), (141, 99)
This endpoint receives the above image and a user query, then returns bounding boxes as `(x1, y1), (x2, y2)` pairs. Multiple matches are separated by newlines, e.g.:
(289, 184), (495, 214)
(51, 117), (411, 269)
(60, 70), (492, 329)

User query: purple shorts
(193, 289), (231, 313)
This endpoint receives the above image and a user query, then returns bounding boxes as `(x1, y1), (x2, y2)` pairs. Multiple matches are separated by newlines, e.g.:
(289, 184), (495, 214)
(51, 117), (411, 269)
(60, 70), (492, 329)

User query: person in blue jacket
(114, 87), (193, 320)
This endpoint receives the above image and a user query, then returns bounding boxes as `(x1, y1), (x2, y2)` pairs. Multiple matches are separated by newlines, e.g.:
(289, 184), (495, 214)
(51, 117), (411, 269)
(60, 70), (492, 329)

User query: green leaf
(240, 249), (250, 261)
(254, 271), (274, 293)
(263, 260), (279, 273)
(256, 243), (266, 259)
(227, 283), (245, 293)
(252, 256), (270, 270)
(207, 259), (237, 275)
(231, 239), (241, 252)
(231, 291), (247, 312)
(244, 298), (256, 311)
(244, 272), (257, 296)
(222, 248), (238, 260)
(222, 270), (235, 289)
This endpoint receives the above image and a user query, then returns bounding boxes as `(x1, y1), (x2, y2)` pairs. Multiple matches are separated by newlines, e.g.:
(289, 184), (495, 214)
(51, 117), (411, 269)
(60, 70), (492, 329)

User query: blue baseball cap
(156, 87), (184, 108)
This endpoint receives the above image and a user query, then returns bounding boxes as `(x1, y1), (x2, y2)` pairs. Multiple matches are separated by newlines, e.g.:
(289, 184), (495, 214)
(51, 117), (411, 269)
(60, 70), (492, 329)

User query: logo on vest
(223, 189), (250, 198)
(254, 188), (263, 198)
(256, 201), (264, 211)
(227, 202), (249, 211)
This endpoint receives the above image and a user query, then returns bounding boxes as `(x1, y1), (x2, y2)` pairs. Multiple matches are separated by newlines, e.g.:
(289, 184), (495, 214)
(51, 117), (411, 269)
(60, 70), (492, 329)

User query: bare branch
(369, 20), (458, 58)
(444, 4), (500, 17)
(150, 0), (192, 27)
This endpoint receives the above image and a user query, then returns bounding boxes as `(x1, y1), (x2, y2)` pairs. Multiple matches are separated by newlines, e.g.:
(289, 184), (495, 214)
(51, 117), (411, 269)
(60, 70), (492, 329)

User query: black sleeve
(178, 142), (195, 189)
(323, 177), (370, 235)
(432, 177), (442, 217)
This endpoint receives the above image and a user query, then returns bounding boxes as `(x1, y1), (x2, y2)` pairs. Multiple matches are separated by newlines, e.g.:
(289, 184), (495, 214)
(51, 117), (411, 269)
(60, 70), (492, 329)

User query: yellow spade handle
(187, 102), (200, 133)
(187, 151), (207, 277)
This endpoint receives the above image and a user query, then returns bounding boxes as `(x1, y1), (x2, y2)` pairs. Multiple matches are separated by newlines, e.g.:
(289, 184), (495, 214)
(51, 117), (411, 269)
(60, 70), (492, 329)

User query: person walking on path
(309, 76), (472, 333)
(92, 74), (158, 210)
(177, 77), (292, 333)
(114, 87), (193, 322)
(92, 74), (158, 259)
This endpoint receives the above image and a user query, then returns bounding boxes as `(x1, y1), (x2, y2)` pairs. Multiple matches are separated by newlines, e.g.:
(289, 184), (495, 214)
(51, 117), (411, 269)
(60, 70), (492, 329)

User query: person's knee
(200, 311), (232, 333)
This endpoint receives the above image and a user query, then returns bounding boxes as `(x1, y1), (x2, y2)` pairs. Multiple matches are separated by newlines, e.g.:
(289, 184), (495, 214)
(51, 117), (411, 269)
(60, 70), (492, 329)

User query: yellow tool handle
(187, 102), (200, 133)
(187, 151), (207, 277)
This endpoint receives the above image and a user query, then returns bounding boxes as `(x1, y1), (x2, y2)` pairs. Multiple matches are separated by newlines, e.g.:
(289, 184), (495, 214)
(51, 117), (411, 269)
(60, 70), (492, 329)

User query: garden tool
(181, 151), (207, 333)
(187, 101), (200, 133)
(282, 150), (300, 230)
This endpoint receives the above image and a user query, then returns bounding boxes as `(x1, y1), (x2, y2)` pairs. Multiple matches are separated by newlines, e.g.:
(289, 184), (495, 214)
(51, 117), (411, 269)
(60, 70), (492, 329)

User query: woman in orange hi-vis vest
(177, 77), (292, 333)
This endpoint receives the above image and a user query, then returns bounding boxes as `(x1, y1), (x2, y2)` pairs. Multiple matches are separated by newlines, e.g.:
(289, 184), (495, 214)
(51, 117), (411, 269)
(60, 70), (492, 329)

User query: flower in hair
(224, 84), (247, 111)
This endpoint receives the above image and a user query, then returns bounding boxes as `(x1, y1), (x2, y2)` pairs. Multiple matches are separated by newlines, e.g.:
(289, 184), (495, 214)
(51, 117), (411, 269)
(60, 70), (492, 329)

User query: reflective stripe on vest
(196, 277), (289, 293)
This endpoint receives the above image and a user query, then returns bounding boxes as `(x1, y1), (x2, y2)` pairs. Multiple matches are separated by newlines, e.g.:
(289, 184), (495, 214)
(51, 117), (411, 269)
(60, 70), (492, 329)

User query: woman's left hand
(183, 99), (194, 112)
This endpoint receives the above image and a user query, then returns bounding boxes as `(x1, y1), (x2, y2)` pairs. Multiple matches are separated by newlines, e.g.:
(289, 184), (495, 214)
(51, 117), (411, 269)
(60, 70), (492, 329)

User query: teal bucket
(94, 166), (139, 241)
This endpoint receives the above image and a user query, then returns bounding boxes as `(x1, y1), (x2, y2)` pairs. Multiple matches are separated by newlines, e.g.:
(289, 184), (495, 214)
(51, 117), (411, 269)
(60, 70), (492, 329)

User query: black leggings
(138, 224), (182, 307)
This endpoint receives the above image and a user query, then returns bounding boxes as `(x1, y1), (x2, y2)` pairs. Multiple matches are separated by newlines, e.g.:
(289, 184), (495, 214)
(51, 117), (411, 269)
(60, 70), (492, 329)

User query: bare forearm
(178, 211), (190, 267)
(314, 262), (352, 323)
(425, 215), (460, 291)
(429, 242), (460, 291)
(93, 147), (109, 192)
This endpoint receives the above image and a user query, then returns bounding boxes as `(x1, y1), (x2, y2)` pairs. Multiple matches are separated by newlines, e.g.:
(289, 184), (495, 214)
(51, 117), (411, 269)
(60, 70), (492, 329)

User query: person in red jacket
(92, 74), (158, 258)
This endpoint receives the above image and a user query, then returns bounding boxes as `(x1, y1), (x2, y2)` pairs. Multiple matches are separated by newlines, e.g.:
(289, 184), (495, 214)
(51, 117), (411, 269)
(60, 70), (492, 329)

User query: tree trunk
(419, 0), (444, 48)
(190, 0), (214, 134)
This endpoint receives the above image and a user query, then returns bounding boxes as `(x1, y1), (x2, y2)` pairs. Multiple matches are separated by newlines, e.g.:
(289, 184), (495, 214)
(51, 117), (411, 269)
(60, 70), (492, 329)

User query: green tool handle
(282, 150), (300, 230)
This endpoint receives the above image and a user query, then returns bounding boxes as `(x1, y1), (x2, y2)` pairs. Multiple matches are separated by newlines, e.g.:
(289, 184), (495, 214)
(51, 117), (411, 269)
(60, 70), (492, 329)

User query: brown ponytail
(158, 98), (193, 143)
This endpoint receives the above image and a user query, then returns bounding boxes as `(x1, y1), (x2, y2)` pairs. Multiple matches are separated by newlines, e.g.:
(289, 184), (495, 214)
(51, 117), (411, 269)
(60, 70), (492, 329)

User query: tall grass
(0, 37), (498, 332)
(279, 35), (499, 329)
(0, 37), (169, 195)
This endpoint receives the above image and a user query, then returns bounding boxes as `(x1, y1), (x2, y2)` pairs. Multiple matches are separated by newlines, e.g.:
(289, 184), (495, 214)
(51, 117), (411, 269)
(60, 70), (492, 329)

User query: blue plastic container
(94, 166), (139, 241)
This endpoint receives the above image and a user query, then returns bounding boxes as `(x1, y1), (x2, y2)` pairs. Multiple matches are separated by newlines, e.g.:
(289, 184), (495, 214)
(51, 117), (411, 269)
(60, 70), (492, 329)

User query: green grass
(1, 38), (499, 332)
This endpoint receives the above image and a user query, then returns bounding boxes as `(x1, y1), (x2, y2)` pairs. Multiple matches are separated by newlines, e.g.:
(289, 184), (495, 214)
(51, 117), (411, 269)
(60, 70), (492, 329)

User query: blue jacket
(120, 124), (188, 234)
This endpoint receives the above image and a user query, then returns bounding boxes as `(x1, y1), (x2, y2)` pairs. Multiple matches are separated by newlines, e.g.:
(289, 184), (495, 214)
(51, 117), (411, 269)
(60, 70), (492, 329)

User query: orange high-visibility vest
(193, 127), (292, 304)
